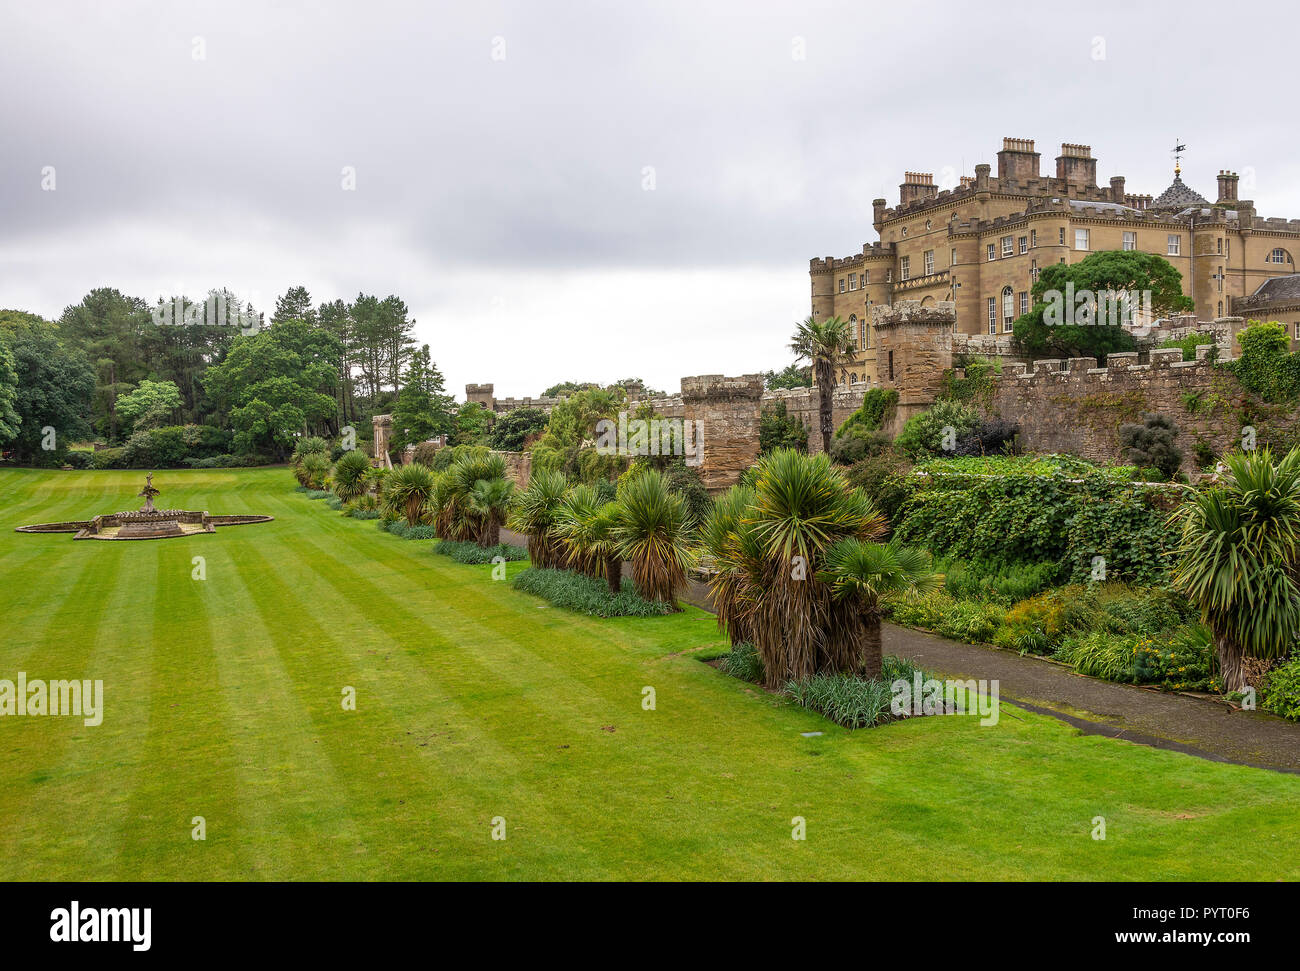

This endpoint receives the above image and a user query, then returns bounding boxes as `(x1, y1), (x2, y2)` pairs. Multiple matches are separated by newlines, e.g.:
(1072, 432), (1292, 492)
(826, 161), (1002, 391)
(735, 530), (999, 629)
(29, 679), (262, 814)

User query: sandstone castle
(811, 137), (1300, 387)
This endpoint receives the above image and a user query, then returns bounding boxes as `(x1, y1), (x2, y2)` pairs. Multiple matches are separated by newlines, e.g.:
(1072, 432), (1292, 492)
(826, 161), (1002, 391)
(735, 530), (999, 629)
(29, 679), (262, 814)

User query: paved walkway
(501, 529), (1300, 773)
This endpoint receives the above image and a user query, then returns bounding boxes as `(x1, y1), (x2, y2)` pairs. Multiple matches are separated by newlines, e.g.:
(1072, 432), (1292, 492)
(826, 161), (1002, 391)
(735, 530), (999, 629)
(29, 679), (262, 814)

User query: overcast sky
(1, 0), (1295, 398)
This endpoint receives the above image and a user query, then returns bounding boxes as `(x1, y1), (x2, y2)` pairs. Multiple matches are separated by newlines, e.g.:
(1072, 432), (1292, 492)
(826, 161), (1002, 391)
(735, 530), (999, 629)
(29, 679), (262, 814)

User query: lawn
(1, 466), (1298, 880)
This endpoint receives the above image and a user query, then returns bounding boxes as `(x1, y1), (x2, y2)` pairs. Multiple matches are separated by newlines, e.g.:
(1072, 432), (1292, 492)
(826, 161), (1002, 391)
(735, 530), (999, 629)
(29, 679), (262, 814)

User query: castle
(811, 137), (1300, 386)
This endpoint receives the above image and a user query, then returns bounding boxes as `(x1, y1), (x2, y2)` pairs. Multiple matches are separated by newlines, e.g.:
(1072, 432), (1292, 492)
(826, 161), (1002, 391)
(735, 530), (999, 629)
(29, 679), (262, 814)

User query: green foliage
(203, 318), (341, 457)
(939, 358), (999, 410)
(762, 363), (813, 390)
(660, 460), (712, 525)
(510, 567), (675, 617)
(611, 468), (694, 606)
(115, 379), (182, 433)
(1, 313), (96, 461)
(391, 345), (455, 451)
(845, 448), (913, 529)
(332, 449), (373, 502)
(1170, 447), (1300, 688)
(932, 556), (1060, 606)
(893, 465), (1177, 585)
(892, 399), (979, 461)
(433, 540), (528, 564)
(120, 424), (230, 468)
(839, 387), (899, 434)
(89, 447), (126, 470)
(1159, 334), (1207, 362)
(489, 408), (549, 451)
(450, 401), (492, 447)
(719, 642), (764, 683)
(759, 399), (808, 455)
(885, 591), (1006, 644)
(0, 338), (18, 445)
(1262, 656), (1300, 721)
(829, 425), (891, 466)
(1012, 251), (1191, 360)
(783, 656), (931, 729)
(1118, 413), (1183, 480)
(383, 462), (437, 526)
(1226, 320), (1300, 402)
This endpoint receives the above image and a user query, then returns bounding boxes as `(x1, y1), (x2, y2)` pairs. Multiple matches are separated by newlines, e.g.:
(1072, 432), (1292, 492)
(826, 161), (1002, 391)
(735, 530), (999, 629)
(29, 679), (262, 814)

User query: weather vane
(1171, 139), (1186, 177)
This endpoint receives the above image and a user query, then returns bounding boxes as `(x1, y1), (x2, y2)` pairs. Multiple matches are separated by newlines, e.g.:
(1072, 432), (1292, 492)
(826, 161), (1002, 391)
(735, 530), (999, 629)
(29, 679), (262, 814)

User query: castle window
(848, 273), (857, 291)
(1018, 236), (1028, 255)
(1075, 228), (1090, 251)
(987, 297), (997, 335)
(901, 226), (908, 237)
(1295, 322), (1300, 340)
(1001, 236), (1014, 257)
(900, 256), (910, 280)
(1218, 301), (1224, 318)
(924, 250), (935, 275)
(849, 314), (858, 349)
(925, 219), (932, 231)
(1217, 238), (1223, 255)
(987, 243), (996, 261)
(1030, 229), (1037, 247)
(850, 373), (858, 384)
(886, 269), (892, 283)
(1059, 228), (1066, 245)
(1123, 231), (1136, 251)
(1218, 267), (1223, 293)
(1002, 286), (1015, 330)
(864, 322), (871, 349)
(863, 270), (869, 284)
(839, 278), (846, 293)
(1019, 291), (1029, 317)
(1167, 234), (1181, 256)
(951, 248), (957, 267)
(1270, 248), (1290, 264)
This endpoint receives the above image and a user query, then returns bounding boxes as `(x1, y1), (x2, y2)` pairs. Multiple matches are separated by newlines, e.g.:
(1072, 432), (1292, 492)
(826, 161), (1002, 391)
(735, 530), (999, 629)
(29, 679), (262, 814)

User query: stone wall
(680, 374), (765, 491)
(981, 348), (1293, 468)
(493, 450), (533, 488)
(873, 300), (957, 435)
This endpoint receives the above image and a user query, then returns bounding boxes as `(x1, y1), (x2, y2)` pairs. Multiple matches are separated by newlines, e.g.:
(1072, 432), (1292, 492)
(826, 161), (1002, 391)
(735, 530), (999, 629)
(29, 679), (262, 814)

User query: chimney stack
(997, 137), (1040, 183)
(1055, 143), (1097, 189)
(1109, 175), (1126, 204)
(898, 172), (937, 206)
(1217, 170), (1239, 203)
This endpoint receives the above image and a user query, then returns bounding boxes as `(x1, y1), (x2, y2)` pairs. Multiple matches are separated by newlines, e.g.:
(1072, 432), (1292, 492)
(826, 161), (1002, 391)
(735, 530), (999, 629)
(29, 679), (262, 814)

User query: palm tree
(554, 487), (624, 592)
(790, 315), (856, 453)
(296, 451), (330, 489)
(384, 463), (436, 526)
(817, 539), (943, 679)
(468, 477), (515, 547)
(611, 469), (694, 608)
(708, 449), (887, 688)
(332, 449), (372, 502)
(445, 452), (509, 544)
(1170, 447), (1300, 692)
(507, 469), (570, 568)
(699, 483), (759, 646)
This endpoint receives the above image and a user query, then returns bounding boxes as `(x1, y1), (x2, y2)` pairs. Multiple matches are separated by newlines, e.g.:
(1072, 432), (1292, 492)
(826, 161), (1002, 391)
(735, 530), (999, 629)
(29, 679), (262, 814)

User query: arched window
(848, 314), (858, 350)
(850, 373), (858, 384)
(1002, 286), (1015, 331)
(861, 319), (868, 349)
(1270, 247), (1292, 265)
(1218, 300), (1224, 318)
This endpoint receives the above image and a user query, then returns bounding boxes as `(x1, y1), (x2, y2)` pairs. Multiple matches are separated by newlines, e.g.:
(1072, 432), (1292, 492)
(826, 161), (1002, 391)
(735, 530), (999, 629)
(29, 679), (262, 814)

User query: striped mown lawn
(1, 466), (1298, 880)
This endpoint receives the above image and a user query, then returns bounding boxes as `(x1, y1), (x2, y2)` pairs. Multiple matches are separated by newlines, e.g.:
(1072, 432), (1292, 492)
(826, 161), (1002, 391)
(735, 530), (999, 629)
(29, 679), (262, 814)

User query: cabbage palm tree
(296, 451), (330, 489)
(710, 449), (888, 688)
(507, 469), (569, 568)
(445, 452), (508, 544)
(1170, 446), (1300, 692)
(700, 483), (759, 646)
(554, 487), (624, 591)
(468, 477), (515, 547)
(611, 469), (694, 607)
(790, 315), (856, 453)
(384, 463), (436, 526)
(332, 449), (372, 502)
(818, 539), (943, 679)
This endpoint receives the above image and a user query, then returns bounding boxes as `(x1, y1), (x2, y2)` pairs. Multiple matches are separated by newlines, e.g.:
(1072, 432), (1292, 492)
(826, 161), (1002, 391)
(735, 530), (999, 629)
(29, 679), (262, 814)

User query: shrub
(488, 408), (549, 452)
(893, 400), (979, 461)
(63, 451), (92, 469)
(783, 656), (930, 729)
(719, 642), (764, 683)
(845, 448), (913, 529)
(332, 449), (373, 502)
(952, 418), (1020, 457)
(304, 489), (333, 500)
(434, 540), (528, 564)
(1118, 413), (1183, 480)
(89, 447), (127, 470)
(510, 567), (675, 617)
(1055, 631), (1135, 681)
(325, 495), (343, 510)
(992, 591), (1068, 654)
(837, 388), (898, 435)
(933, 557), (1059, 606)
(411, 441), (442, 467)
(1262, 656), (1300, 721)
(759, 400), (809, 455)
(884, 591), (1004, 644)
(1130, 626), (1216, 692)
(829, 425), (891, 466)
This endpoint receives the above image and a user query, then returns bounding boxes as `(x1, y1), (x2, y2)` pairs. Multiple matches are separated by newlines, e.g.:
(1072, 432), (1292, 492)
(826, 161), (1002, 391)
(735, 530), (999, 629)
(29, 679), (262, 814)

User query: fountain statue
(138, 472), (161, 513)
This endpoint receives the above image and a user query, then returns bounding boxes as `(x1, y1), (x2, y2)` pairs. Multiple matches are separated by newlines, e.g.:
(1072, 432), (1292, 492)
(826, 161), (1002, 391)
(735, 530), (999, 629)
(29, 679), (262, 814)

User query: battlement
(680, 374), (764, 401)
(998, 347), (1228, 388)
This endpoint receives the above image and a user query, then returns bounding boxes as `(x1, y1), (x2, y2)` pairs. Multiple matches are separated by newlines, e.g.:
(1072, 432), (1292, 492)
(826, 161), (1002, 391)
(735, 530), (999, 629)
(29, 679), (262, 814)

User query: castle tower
(870, 300), (956, 435)
(680, 374), (764, 492)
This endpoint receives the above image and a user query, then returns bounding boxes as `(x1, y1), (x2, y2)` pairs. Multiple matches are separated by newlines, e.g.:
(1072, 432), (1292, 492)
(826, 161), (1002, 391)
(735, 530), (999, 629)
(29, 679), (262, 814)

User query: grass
(2, 466), (1300, 880)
